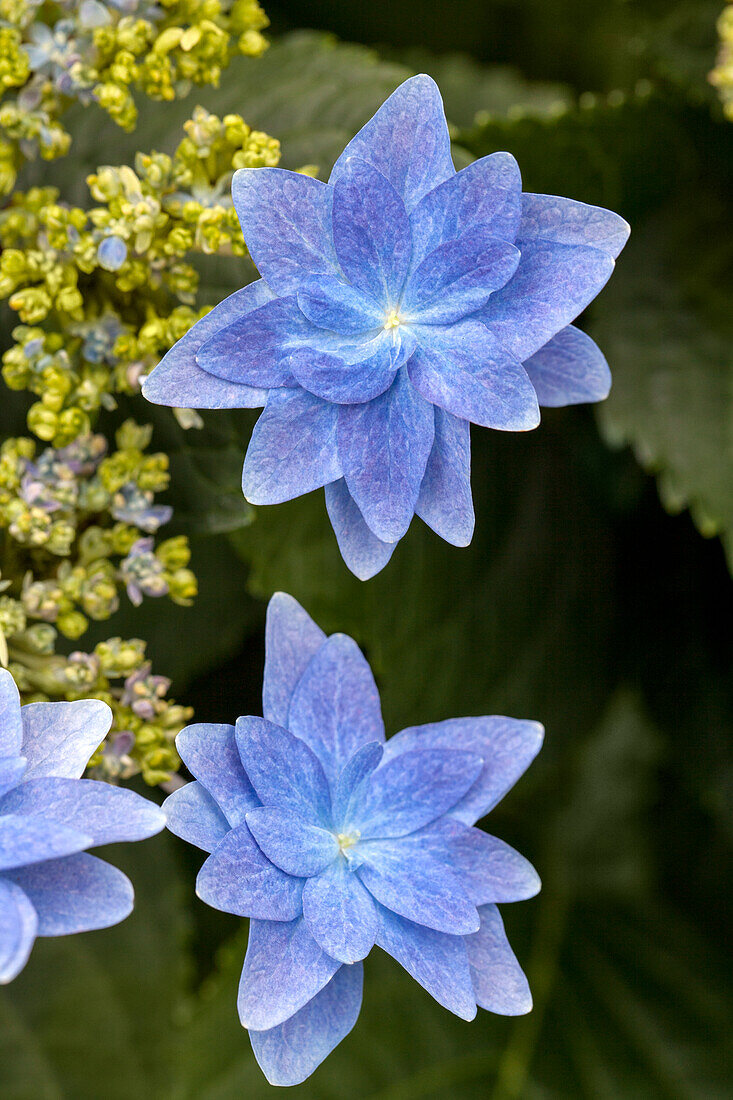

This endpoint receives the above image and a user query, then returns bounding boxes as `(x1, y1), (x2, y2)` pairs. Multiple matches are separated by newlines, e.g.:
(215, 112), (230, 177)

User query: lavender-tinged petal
(0, 814), (91, 871)
(196, 297), (310, 387)
(0, 878), (37, 983)
(325, 479), (397, 580)
(332, 741), (384, 827)
(415, 409), (474, 547)
(176, 723), (258, 827)
(242, 388), (341, 506)
(246, 808), (339, 877)
(235, 717), (332, 827)
(141, 282), (272, 409)
(0, 758), (26, 800)
(288, 344), (397, 406)
(523, 325), (611, 407)
(196, 823), (303, 921)
(231, 169), (339, 295)
(330, 74), (454, 213)
(249, 964), (363, 1087)
(21, 699), (111, 781)
(448, 825), (541, 904)
(302, 857), (378, 963)
(466, 904), (532, 1015)
(297, 276), (383, 335)
(338, 368), (434, 543)
(357, 845), (480, 935)
(238, 917), (340, 1030)
(162, 781), (229, 853)
(519, 193), (630, 259)
(288, 633), (385, 787)
(376, 906), (476, 1019)
(263, 592), (326, 729)
(0, 670), (22, 757)
(7, 853), (133, 935)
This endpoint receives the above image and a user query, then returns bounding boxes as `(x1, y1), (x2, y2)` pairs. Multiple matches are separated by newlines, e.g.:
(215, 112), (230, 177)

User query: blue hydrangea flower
(143, 76), (629, 580)
(164, 592), (542, 1086)
(0, 669), (165, 983)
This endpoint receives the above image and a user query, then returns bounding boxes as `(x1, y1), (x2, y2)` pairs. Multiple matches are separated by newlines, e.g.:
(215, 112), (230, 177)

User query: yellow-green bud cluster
(711, 4), (733, 120)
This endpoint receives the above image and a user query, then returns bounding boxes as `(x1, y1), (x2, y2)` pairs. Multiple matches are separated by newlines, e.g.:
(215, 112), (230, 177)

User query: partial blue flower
(165, 592), (542, 1086)
(0, 669), (165, 983)
(97, 236), (128, 272)
(143, 75), (629, 579)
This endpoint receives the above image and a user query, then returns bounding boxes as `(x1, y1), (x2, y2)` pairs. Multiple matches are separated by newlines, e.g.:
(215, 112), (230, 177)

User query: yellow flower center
(383, 308), (402, 330)
(336, 830), (360, 853)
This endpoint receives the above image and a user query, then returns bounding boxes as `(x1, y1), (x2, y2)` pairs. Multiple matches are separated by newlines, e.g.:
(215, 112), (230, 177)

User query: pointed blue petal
(263, 592), (326, 729)
(246, 807), (338, 877)
(410, 152), (522, 267)
(332, 741), (384, 827)
(520, 193), (630, 259)
(0, 670), (22, 757)
(242, 388), (341, 505)
(7, 853), (133, 935)
(331, 158), (412, 307)
(288, 633), (385, 786)
(288, 343), (398, 405)
(467, 904), (532, 1014)
(403, 228), (520, 325)
(238, 917), (340, 1029)
(325, 479), (397, 580)
(176, 723), (258, 827)
(196, 296), (310, 386)
(338, 368), (434, 543)
(415, 409), (474, 547)
(0, 878), (37, 983)
(353, 749), (483, 839)
(330, 75), (454, 213)
(0, 778), (164, 847)
(196, 822), (303, 920)
(162, 781), (229, 852)
(480, 240), (615, 362)
(302, 857), (378, 963)
(21, 699), (111, 781)
(523, 324), (611, 407)
(448, 825), (541, 904)
(231, 169), (339, 294)
(0, 757), (26, 799)
(297, 276), (382, 334)
(376, 906), (476, 1019)
(0, 814), (91, 871)
(235, 717), (332, 826)
(141, 282), (272, 409)
(249, 963), (363, 1087)
(382, 717), (544, 825)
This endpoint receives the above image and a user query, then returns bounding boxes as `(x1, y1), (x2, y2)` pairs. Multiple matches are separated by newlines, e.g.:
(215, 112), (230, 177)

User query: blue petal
(20, 700), (111, 781)
(162, 781), (229, 852)
(235, 717), (332, 826)
(141, 282), (272, 409)
(238, 917), (340, 1029)
(480, 240), (615, 362)
(375, 905), (476, 1019)
(288, 633), (385, 787)
(0, 670), (22, 757)
(242, 388), (341, 506)
(353, 748), (483, 839)
(382, 717), (544, 825)
(338, 368), (434, 543)
(196, 823), (303, 920)
(466, 904), (532, 1014)
(7, 853), (133, 935)
(357, 842), (479, 934)
(403, 228), (520, 325)
(0, 779), (164, 847)
(263, 592), (326, 729)
(332, 741), (384, 828)
(523, 324), (611, 407)
(288, 343), (398, 405)
(447, 824), (541, 904)
(331, 157), (412, 307)
(297, 276), (382, 334)
(246, 807), (338, 877)
(249, 963), (363, 1087)
(415, 409), (474, 546)
(231, 169), (339, 294)
(409, 152), (522, 267)
(325, 479), (397, 580)
(176, 723), (258, 827)
(302, 857), (378, 963)
(0, 878), (37, 983)
(195, 296), (309, 387)
(520, 193), (630, 259)
(330, 75), (454, 213)
(0, 757), (26, 799)
(0, 814), (90, 871)
(409, 323), (539, 431)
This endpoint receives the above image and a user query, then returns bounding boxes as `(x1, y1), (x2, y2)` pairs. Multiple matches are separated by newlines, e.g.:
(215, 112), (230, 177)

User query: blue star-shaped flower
(164, 592), (543, 1086)
(0, 669), (165, 983)
(143, 75), (629, 579)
